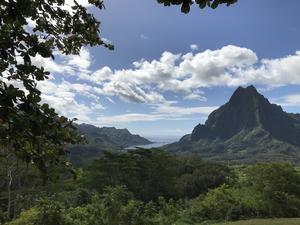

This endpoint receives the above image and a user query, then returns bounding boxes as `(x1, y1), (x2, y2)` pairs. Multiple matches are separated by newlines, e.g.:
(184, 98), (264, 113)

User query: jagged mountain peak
(167, 86), (300, 164)
(230, 85), (264, 103)
(191, 85), (300, 146)
(224, 85), (275, 113)
(233, 85), (258, 95)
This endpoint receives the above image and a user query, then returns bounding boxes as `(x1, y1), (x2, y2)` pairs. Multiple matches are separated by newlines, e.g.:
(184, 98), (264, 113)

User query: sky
(34, 0), (300, 138)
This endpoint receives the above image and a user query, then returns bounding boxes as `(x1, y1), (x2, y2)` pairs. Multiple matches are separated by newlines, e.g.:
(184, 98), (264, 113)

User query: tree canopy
(157, 0), (238, 13)
(0, 0), (113, 178)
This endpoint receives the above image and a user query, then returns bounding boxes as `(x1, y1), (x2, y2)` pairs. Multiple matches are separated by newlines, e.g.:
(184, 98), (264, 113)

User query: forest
(1, 149), (300, 224)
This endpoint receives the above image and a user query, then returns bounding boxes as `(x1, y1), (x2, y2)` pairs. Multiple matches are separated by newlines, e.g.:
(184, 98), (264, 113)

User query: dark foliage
(82, 149), (233, 201)
(157, 0), (237, 13)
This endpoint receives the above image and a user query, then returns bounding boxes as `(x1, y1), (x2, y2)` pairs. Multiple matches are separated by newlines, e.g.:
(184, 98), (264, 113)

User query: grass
(210, 218), (300, 225)
(175, 218), (300, 225)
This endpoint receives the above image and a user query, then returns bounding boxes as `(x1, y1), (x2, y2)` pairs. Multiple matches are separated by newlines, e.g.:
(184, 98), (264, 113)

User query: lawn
(211, 218), (300, 225)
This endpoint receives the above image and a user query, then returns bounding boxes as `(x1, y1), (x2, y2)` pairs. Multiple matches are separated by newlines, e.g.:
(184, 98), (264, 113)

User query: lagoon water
(126, 136), (180, 149)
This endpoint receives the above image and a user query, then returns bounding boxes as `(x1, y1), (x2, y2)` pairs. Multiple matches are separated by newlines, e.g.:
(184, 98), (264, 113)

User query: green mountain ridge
(166, 86), (300, 164)
(68, 123), (152, 166)
(76, 124), (152, 147)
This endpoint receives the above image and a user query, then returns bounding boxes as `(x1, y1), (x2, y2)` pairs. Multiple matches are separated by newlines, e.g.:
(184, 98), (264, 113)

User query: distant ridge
(166, 86), (300, 164)
(69, 124), (152, 165)
(76, 124), (152, 148)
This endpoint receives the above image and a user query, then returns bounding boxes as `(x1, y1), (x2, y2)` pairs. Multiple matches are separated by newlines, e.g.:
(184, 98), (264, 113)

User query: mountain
(166, 86), (300, 164)
(68, 124), (152, 166)
(76, 124), (152, 148)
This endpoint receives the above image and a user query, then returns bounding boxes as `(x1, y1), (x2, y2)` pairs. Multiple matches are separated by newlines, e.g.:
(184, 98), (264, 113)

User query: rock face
(167, 86), (300, 164)
(191, 85), (300, 146)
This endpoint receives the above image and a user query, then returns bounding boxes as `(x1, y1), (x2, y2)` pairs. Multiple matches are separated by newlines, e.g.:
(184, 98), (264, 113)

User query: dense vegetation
(2, 149), (300, 225)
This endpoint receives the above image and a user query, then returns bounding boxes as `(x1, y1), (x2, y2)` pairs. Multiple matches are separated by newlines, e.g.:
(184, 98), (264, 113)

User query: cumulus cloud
(15, 44), (300, 126)
(66, 48), (91, 70)
(87, 45), (259, 97)
(233, 51), (300, 86)
(41, 93), (93, 122)
(31, 47), (91, 77)
(84, 45), (300, 101)
(37, 80), (104, 122)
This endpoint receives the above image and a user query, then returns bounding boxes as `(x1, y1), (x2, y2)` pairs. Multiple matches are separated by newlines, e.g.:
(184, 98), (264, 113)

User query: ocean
(126, 136), (180, 149)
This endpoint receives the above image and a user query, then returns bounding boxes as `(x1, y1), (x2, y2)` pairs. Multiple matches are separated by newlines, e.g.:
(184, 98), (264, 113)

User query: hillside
(68, 124), (152, 165)
(166, 86), (300, 164)
(289, 113), (300, 122)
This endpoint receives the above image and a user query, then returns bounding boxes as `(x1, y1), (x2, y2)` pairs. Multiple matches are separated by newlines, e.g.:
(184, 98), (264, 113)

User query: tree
(244, 163), (300, 217)
(188, 184), (257, 222)
(156, 0), (238, 13)
(0, 0), (113, 179)
(0, 1), (114, 218)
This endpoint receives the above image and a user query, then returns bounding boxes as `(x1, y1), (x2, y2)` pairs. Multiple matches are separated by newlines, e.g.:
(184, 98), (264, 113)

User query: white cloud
(94, 104), (216, 125)
(61, 0), (91, 12)
(183, 90), (206, 101)
(11, 44), (300, 128)
(96, 113), (165, 124)
(41, 93), (92, 122)
(101, 81), (166, 103)
(274, 94), (300, 107)
(65, 0), (90, 7)
(190, 44), (199, 51)
(233, 51), (300, 86)
(82, 45), (300, 103)
(76, 45), (256, 105)
(31, 47), (91, 77)
(86, 67), (113, 82)
(153, 103), (217, 116)
(37, 79), (105, 123)
(31, 54), (72, 74)
(66, 47), (91, 70)
(106, 97), (115, 104)
(184, 93), (207, 101)
(85, 45), (258, 98)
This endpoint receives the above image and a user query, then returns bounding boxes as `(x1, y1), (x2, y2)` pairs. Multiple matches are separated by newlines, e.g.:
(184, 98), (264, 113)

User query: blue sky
(36, 0), (300, 138)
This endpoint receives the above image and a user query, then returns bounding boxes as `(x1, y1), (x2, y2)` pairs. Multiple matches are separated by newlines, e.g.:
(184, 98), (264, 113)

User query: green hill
(166, 86), (300, 164)
(68, 124), (152, 166)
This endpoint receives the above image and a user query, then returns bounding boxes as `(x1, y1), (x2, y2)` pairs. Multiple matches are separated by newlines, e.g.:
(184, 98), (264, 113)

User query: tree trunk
(7, 168), (12, 218)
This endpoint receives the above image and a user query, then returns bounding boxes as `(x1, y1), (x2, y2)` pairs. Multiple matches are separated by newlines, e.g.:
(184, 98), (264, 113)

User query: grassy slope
(210, 218), (300, 225)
